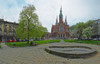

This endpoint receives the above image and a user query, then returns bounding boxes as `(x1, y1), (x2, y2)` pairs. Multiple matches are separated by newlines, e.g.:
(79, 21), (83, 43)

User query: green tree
(70, 25), (78, 38)
(86, 20), (96, 27)
(82, 27), (92, 39)
(15, 5), (47, 44)
(70, 20), (98, 39)
(86, 20), (98, 36)
(76, 22), (86, 39)
(70, 22), (86, 39)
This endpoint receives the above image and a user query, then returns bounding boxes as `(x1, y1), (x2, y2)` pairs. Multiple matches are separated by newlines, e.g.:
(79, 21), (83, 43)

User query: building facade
(51, 7), (70, 39)
(92, 19), (100, 38)
(0, 19), (18, 42)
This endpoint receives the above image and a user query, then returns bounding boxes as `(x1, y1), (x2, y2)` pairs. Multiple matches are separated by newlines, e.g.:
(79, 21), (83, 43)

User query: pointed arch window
(59, 25), (64, 32)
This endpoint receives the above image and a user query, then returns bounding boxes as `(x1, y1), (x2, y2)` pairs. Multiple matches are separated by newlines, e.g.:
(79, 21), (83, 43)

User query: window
(9, 32), (12, 36)
(4, 32), (7, 35)
(59, 25), (64, 32)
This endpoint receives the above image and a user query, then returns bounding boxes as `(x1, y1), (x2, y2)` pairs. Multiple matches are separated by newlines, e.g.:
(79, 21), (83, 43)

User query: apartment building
(0, 19), (18, 42)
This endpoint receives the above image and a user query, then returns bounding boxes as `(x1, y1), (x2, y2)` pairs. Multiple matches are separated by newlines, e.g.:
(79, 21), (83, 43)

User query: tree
(86, 20), (96, 27)
(76, 22), (86, 39)
(82, 27), (92, 39)
(15, 5), (47, 44)
(70, 29), (78, 38)
(86, 20), (98, 36)
(70, 20), (98, 39)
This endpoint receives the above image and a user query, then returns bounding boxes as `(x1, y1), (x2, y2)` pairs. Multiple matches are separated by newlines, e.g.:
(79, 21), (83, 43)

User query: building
(92, 19), (100, 38)
(51, 7), (70, 39)
(0, 19), (19, 42)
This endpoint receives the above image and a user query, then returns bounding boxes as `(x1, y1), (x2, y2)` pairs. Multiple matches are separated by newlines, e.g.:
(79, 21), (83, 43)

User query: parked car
(7, 39), (17, 42)
(12, 40), (17, 42)
(7, 40), (12, 42)
(93, 38), (98, 41)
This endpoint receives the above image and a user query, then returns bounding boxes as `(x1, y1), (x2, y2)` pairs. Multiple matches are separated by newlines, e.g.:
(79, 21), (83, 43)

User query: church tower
(59, 7), (63, 23)
(51, 7), (70, 39)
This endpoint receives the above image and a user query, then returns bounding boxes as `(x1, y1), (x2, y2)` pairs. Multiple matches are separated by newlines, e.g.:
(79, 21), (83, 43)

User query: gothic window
(59, 25), (64, 32)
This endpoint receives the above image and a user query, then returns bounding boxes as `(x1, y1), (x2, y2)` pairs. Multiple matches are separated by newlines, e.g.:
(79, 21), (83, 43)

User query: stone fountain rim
(45, 45), (97, 58)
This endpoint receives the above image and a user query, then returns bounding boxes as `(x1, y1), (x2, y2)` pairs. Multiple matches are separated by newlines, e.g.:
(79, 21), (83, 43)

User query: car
(74, 38), (78, 40)
(7, 39), (17, 42)
(93, 38), (98, 41)
(12, 40), (17, 42)
(7, 40), (12, 42)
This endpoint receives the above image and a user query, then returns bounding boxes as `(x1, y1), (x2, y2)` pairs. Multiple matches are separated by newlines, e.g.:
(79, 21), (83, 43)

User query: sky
(0, 0), (100, 32)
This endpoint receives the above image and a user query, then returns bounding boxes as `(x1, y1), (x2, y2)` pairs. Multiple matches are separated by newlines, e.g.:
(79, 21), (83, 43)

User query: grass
(6, 42), (30, 47)
(6, 40), (60, 47)
(0, 45), (1, 48)
(35, 40), (60, 45)
(64, 39), (100, 45)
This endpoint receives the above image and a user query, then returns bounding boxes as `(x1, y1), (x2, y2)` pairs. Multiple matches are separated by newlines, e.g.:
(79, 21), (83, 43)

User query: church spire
(65, 16), (67, 24)
(59, 6), (63, 23)
(59, 6), (63, 19)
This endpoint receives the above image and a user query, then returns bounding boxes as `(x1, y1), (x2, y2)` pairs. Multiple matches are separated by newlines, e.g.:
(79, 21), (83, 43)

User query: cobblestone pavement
(0, 42), (100, 64)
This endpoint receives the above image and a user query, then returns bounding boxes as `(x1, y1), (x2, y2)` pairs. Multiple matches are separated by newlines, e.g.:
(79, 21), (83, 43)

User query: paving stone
(0, 42), (100, 64)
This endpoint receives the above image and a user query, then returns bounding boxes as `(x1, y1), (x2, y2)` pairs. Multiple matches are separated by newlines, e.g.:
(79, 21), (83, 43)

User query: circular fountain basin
(45, 46), (97, 58)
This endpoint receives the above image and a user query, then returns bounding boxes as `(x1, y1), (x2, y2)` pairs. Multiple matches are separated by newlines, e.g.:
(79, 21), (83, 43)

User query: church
(51, 7), (70, 39)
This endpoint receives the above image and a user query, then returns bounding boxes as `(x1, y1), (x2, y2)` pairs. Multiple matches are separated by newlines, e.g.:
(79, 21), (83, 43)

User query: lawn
(0, 45), (1, 48)
(35, 40), (60, 45)
(64, 39), (100, 45)
(6, 42), (30, 47)
(6, 40), (60, 47)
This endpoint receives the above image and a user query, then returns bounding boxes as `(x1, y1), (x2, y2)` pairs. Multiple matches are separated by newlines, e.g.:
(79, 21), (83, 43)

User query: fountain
(45, 46), (97, 58)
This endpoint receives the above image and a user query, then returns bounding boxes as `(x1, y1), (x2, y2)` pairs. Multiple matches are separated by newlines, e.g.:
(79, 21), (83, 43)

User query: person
(30, 41), (33, 46)
(30, 41), (37, 46)
(13, 42), (16, 48)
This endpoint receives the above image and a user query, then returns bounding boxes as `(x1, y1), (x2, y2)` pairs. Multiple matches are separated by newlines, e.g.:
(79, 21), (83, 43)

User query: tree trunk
(27, 36), (29, 44)
(27, 20), (30, 44)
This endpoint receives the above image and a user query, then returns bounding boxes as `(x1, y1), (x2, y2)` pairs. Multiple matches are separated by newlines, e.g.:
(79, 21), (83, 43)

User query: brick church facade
(51, 7), (70, 39)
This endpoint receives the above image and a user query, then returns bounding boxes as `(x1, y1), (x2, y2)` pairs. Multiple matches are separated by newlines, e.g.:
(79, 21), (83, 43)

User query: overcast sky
(0, 0), (100, 32)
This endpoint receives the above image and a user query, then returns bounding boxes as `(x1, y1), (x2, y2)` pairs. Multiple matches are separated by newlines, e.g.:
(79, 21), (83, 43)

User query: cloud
(0, 0), (100, 32)
(0, 0), (25, 23)
(24, 0), (100, 32)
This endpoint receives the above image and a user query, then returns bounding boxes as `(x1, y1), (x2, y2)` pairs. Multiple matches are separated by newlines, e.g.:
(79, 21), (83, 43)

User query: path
(60, 39), (65, 43)
(0, 42), (100, 64)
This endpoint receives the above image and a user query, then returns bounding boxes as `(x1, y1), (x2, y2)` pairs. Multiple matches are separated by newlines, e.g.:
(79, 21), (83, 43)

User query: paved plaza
(0, 41), (100, 64)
